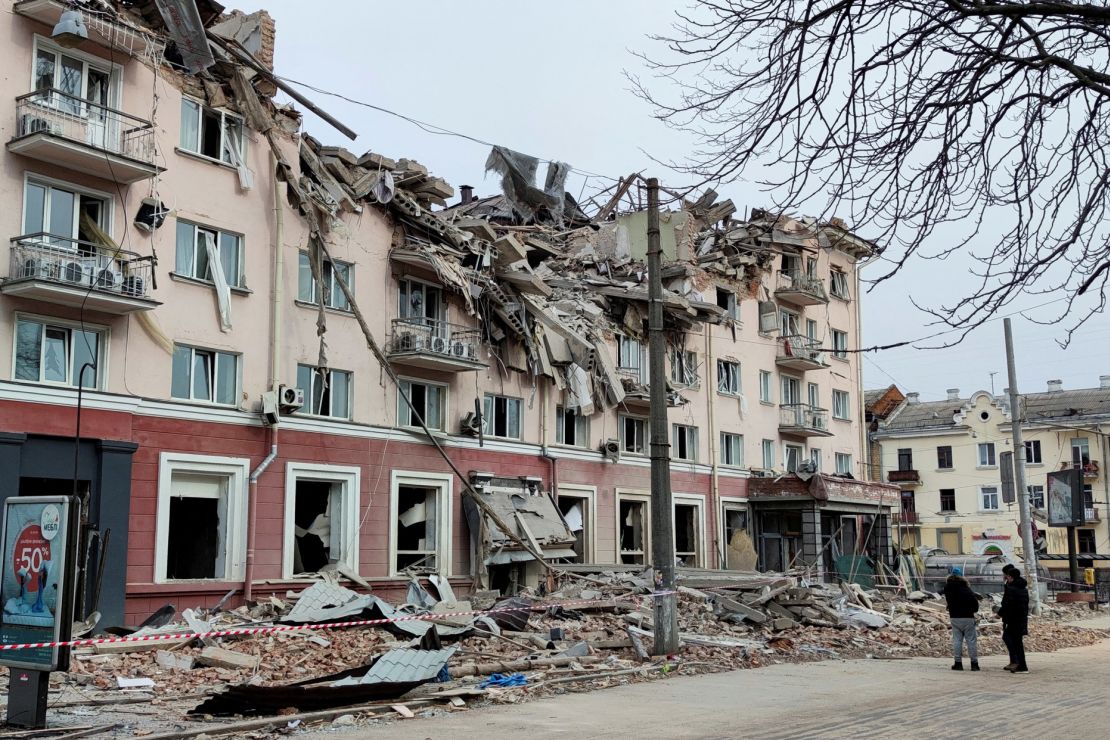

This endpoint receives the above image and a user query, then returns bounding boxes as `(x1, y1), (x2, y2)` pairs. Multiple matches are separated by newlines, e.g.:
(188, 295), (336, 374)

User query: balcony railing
(893, 511), (920, 525)
(1086, 507), (1101, 523)
(888, 469), (922, 485)
(1082, 461), (1100, 479)
(775, 270), (829, 305)
(9, 89), (161, 183)
(778, 403), (832, 436)
(776, 335), (828, 370)
(387, 317), (485, 371)
(3, 235), (156, 313)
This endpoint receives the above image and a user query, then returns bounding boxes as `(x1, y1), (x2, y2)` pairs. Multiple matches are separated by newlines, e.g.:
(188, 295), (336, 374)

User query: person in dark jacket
(943, 566), (980, 670)
(998, 569), (1030, 673)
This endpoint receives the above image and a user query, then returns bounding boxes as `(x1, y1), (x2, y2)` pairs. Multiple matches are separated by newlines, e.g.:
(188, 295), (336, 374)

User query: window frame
(170, 344), (239, 406)
(939, 488), (957, 512)
(31, 36), (122, 112)
(720, 432), (744, 468)
(715, 287), (738, 320)
(483, 393), (523, 439)
(620, 414), (648, 455)
(784, 443), (805, 473)
(296, 364), (352, 419)
(980, 485), (1000, 512)
(758, 370), (773, 403)
(672, 424), (699, 462)
(831, 389), (851, 420)
(829, 269), (850, 300)
(717, 359), (741, 396)
(831, 330), (848, 360)
(897, 448), (914, 471)
(175, 220), (244, 288)
(835, 452), (852, 475)
(616, 490), (651, 565)
(555, 405), (590, 448)
(12, 313), (107, 390)
(672, 494), (706, 567)
(1024, 439), (1043, 465)
(1027, 484), (1045, 510)
(179, 95), (246, 166)
(977, 442), (997, 468)
(937, 445), (954, 470)
(22, 173), (113, 242)
(389, 470), (453, 577)
(761, 439), (775, 469)
(617, 335), (645, 382)
(557, 484), (597, 564)
(397, 377), (447, 431)
(155, 452), (249, 583)
(670, 348), (698, 386)
(282, 462), (360, 580)
(299, 251), (354, 311)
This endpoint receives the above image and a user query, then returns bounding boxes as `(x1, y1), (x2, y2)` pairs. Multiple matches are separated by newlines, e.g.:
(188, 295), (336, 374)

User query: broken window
(832, 330), (848, 359)
(23, 178), (108, 247)
(397, 379), (445, 430)
(14, 317), (102, 389)
(619, 499), (648, 564)
(620, 415), (647, 454)
(617, 335), (645, 382)
(290, 480), (337, 575)
(830, 270), (850, 299)
(180, 97), (245, 165)
(723, 506), (750, 570)
(784, 443), (804, 473)
(397, 279), (443, 324)
(781, 251), (800, 275)
(810, 448), (822, 472)
(717, 359), (740, 395)
(670, 349), (697, 385)
(715, 287), (737, 320)
(720, 432), (743, 467)
(1027, 485), (1045, 510)
(298, 252), (353, 311)
(779, 309), (800, 336)
(176, 221), (243, 287)
(558, 495), (589, 563)
(171, 344), (238, 404)
(165, 472), (229, 580)
(672, 424), (698, 462)
(395, 484), (439, 573)
(1078, 529), (1097, 554)
(556, 405), (589, 447)
(483, 394), (522, 439)
(296, 364), (351, 418)
(674, 503), (701, 567)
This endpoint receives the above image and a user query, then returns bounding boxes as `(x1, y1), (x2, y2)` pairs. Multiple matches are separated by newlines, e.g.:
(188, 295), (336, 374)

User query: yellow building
(866, 380), (1110, 568)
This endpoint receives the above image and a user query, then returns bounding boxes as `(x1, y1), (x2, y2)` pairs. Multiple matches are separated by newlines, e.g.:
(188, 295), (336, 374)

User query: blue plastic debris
(478, 672), (528, 688)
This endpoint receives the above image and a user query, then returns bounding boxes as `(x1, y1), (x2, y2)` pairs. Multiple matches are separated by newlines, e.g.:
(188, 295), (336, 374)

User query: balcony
(14, 1), (164, 57)
(2, 235), (159, 314)
(775, 335), (828, 371)
(778, 403), (833, 437)
(1086, 507), (1101, 523)
(893, 511), (920, 525)
(887, 469), (922, 486)
(8, 90), (163, 184)
(1083, 461), (1100, 480)
(616, 368), (684, 409)
(387, 318), (485, 372)
(775, 270), (829, 306)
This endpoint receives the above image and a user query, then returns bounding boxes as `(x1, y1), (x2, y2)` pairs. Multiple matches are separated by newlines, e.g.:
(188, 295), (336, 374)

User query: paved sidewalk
(326, 638), (1110, 739)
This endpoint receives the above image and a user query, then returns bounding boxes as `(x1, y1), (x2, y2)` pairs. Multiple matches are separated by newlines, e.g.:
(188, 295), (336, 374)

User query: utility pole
(1004, 318), (1042, 614)
(646, 177), (679, 655)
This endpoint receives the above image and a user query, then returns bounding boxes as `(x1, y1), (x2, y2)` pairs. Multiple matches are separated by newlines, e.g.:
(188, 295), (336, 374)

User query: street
(331, 618), (1110, 739)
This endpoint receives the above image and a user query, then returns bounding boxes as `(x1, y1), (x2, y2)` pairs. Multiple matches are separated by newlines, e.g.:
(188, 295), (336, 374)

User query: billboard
(1047, 468), (1084, 527)
(0, 497), (78, 671)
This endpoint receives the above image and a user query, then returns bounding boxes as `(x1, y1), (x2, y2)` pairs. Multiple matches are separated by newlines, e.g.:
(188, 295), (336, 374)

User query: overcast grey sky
(232, 0), (1110, 401)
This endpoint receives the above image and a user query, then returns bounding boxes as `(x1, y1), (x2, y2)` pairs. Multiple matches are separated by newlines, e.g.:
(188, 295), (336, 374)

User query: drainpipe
(245, 426), (279, 602)
(540, 382), (558, 495)
(269, 150), (284, 389)
(704, 325), (720, 567)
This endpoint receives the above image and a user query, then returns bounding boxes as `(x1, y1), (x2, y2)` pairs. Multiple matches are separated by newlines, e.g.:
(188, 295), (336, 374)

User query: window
(180, 97), (244, 164)
(556, 405), (589, 447)
(397, 379), (445, 430)
(299, 252), (353, 311)
(835, 453), (852, 475)
(558, 488), (594, 563)
(283, 463), (359, 579)
(1078, 529), (1097, 554)
(397, 278), (443, 322)
(810, 448), (822, 472)
(807, 382), (820, 408)
(780, 309), (800, 336)
(831, 330), (848, 359)
(483, 394), (522, 439)
(670, 349), (697, 386)
(717, 359), (740, 395)
(617, 336), (645, 382)
(673, 424), (698, 461)
(761, 439), (775, 469)
(1028, 485), (1045, 510)
(23, 179), (108, 246)
(391, 472), (451, 575)
(720, 433), (744, 467)
(940, 489), (957, 512)
(1072, 438), (1092, 468)
(759, 371), (773, 403)
(715, 287), (738, 320)
(977, 442), (996, 467)
(1083, 484), (1095, 509)
(620, 416), (647, 454)
(897, 448), (914, 471)
(14, 317), (102, 389)
(781, 251), (800, 274)
(674, 501), (702, 567)
(981, 486), (1000, 511)
(176, 221), (243, 287)
(722, 506), (750, 569)
(805, 319), (818, 341)
(618, 496), (649, 564)
(156, 453), (248, 582)
(937, 446), (953, 470)
(832, 390), (851, 420)
(784, 443), (805, 473)
(296, 364), (351, 419)
(781, 376), (801, 405)
(33, 40), (114, 116)
(1024, 440), (1042, 464)
(830, 270), (850, 299)
(171, 345), (237, 404)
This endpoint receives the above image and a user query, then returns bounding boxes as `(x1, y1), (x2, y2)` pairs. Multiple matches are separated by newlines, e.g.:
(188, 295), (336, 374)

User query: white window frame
(397, 276), (445, 322)
(171, 344), (239, 405)
(389, 470), (453, 577)
(720, 432), (744, 468)
(977, 442), (997, 468)
(759, 370), (773, 403)
(810, 448), (822, 472)
(1024, 440), (1043, 465)
(556, 484), (597, 564)
(717, 359), (741, 396)
(155, 452), (249, 583)
(832, 330), (848, 359)
(719, 499), (749, 570)
(179, 95), (245, 165)
(980, 485), (1000, 512)
(22, 173), (113, 241)
(12, 312), (108, 390)
(397, 377), (447, 430)
(299, 251), (353, 311)
(779, 308), (800, 336)
(672, 424), (699, 462)
(762, 439), (775, 469)
(670, 348), (698, 386)
(620, 414), (647, 454)
(1028, 484), (1045, 509)
(830, 269), (850, 299)
(832, 390), (851, 420)
(175, 220), (244, 287)
(672, 494), (707, 568)
(31, 35), (122, 110)
(483, 393), (522, 439)
(835, 452), (853, 475)
(555, 405), (590, 448)
(616, 489), (651, 565)
(784, 443), (805, 473)
(282, 462), (360, 580)
(617, 335), (645, 383)
(297, 364), (352, 419)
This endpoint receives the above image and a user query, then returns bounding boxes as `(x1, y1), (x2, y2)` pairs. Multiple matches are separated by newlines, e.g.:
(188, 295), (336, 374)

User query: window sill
(759, 400), (774, 406)
(174, 146), (237, 171)
(294, 299), (354, 316)
(11, 378), (103, 393)
(833, 415), (851, 422)
(717, 391), (742, 399)
(170, 272), (251, 296)
(170, 397), (240, 410)
(936, 467), (954, 473)
(976, 465), (999, 471)
(293, 412), (352, 422)
(551, 442), (591, 451)
(831, 355), (850, 363)
(978, 510), (1002, 515)
(830, 294), (851, 303)
(939, 510), (957, 515)
(1026, 462), (1044, 467)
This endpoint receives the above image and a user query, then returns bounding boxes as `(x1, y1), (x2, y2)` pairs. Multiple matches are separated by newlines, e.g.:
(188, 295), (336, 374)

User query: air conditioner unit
(94, 268), (121, 291)
(21, 115), (62, 137)
(460, 412), (483, 435)
(430, 335), (448, 354)
(396, 332), (417, 351)
(61, 261), (86, 285)
(121, 275), (145, 297)
(600, 438), (621, 463)
(21, 257), (45, 279)
(260, 391), (280, 426)
(278, 384), (305, 412)
(452, 340), (471, 358)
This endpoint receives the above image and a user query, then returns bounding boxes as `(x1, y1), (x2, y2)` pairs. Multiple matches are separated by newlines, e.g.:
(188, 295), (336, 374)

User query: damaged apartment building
(0, 0), (897, 628)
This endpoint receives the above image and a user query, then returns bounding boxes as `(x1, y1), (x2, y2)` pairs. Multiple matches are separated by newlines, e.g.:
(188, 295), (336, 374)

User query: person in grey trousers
(943, 566), (981, 670)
